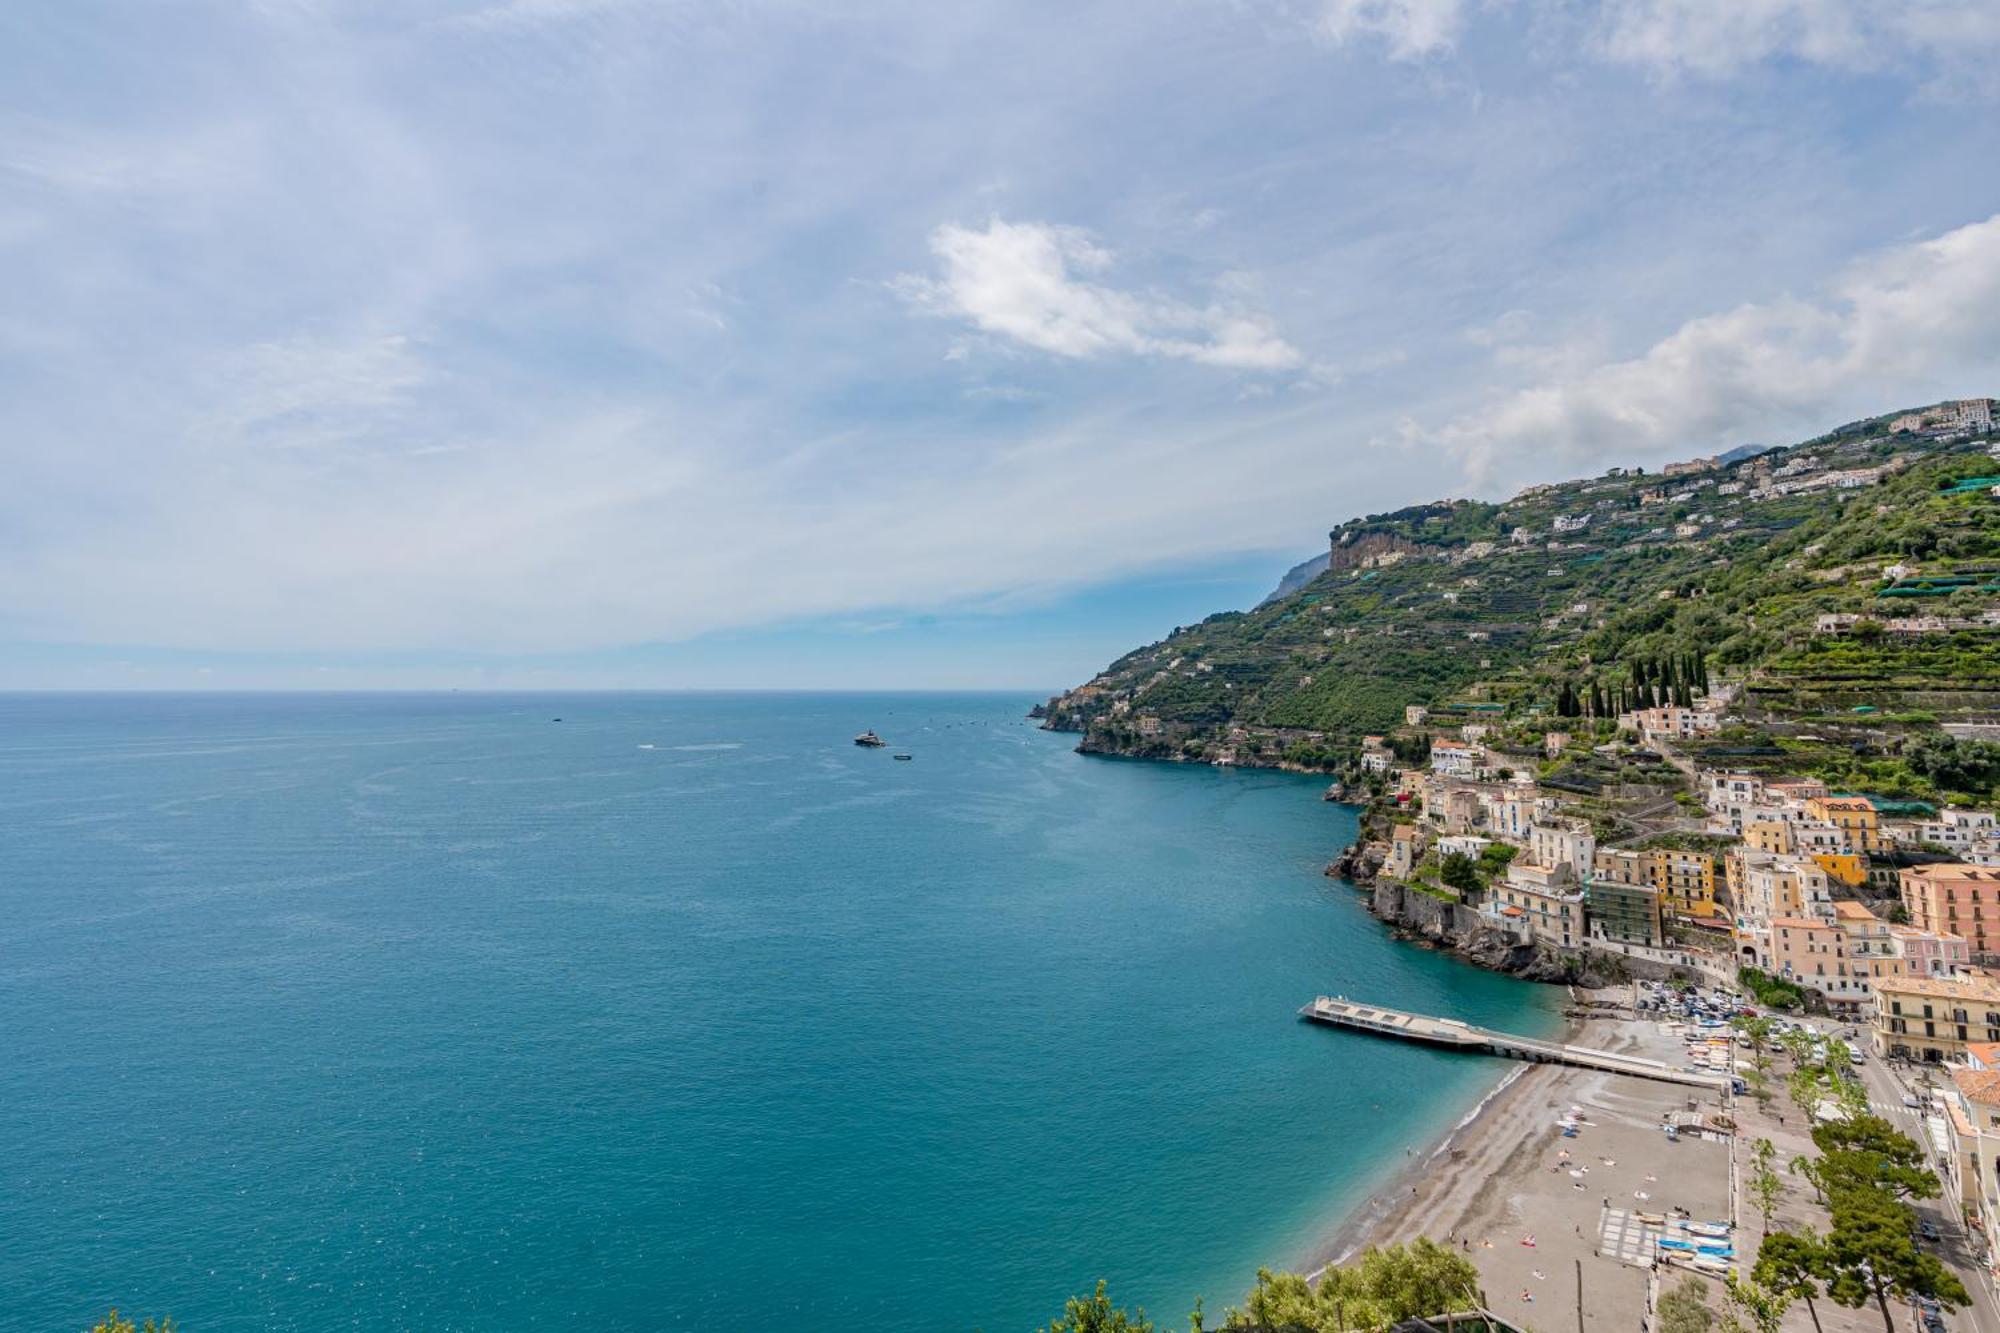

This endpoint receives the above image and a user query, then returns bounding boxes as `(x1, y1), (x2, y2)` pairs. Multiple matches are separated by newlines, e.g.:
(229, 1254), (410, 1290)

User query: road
(1799, 1016), (2000, 1333)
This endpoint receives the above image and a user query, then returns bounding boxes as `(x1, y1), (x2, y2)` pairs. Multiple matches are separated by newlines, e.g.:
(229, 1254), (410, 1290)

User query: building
(1385, 825), (1422, 880)
(1430, 738), (1483, 777)
(1651, 847), (1719, 919)
(1591, 847), (1649, 886)
(1917, 808), (2000, 853)
(1903, 864), (2000, 961)
(1890, 398), (1996, 437)
(1621, 706), (1720, 740)
(1805, 795), (1887, 854)
(1495, 861), (1585, 950)
(1478, 787), (1549, 840)
(1944, 1053), (2000, 1298)
(1768, 917), (1870, 1012)
(1873, 974), (2000, 1063)
(1588, 880), (1663, 947)
(1405, 705), (1429, 726)
(1892, 924), (1972, 978)
(1528, 819), (1596, 879)
(1728, 850), (1833, 929)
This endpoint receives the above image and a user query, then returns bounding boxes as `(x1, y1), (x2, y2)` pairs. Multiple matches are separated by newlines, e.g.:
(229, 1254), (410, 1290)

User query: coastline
(1301, 992), (1588, 1277)
(1294, 997), (1736, 1331)
(1306, 1059), (1539, 1275)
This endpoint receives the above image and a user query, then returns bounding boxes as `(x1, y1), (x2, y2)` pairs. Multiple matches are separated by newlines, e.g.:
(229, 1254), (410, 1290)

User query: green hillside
(1039, 402), (2000, 800)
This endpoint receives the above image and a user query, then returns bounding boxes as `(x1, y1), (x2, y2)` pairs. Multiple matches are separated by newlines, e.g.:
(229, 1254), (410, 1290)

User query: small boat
(892, 753), (913, 761)
(853, 731), (887, 748)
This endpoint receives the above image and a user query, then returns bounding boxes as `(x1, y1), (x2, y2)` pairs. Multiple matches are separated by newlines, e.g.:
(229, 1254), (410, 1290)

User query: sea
(0, 692), (1563, 1332)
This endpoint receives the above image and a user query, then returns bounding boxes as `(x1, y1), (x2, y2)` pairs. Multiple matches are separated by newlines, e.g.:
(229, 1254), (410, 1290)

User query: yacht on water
(853, 730), (887, 747)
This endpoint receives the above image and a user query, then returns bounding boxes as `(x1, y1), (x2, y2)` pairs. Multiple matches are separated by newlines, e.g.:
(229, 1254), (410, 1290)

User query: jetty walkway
(1299, 996), (1730, 1092)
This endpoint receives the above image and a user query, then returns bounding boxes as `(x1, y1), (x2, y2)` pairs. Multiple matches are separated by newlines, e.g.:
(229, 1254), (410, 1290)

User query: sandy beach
(1308, 991), (1736, 1331)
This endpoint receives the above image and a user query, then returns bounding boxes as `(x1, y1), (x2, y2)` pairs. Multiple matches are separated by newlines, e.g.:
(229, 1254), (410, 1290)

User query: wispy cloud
(1309, 0), (1467, 60)
(1595, 0), (2000, 80)
(897, 219), (1301, 371)
(1427, 212), (2000, 480)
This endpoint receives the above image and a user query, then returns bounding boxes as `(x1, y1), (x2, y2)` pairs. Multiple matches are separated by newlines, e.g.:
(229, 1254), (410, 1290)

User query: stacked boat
(1656, 1219), (1735, 1275)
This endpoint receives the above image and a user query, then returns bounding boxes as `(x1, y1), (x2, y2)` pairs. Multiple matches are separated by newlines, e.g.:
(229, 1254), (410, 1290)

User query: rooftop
(1951, 1067), (2000, 1108)
(1876, 974), (2000, 1003)
(1831, 901), (1879, 922)
(1904, 863), (2000, 884)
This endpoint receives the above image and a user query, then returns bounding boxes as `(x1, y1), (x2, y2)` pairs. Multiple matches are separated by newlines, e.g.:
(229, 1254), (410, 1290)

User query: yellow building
(1811, 851), (1869, 889)
(1874, 974), (2000, 1063)
(1650, 847), (1718, 919)
(1806, 794), (1887, 854)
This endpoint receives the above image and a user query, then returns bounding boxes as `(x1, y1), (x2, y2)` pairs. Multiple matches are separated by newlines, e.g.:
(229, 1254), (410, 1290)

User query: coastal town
(1038, 400), (2000, 1331)
(1330, 679), (2000, 1331)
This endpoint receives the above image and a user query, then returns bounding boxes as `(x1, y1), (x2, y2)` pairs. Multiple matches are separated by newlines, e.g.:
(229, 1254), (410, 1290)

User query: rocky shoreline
(1051, 713), (1700, 990)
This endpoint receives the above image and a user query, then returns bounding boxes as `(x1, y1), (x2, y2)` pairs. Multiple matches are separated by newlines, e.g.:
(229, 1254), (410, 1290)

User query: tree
(1786, 1065), (1824, 1116)
(89, 1316), (173, 1333)
(1811, 1116), (1940, 1203)
(1232, 1240), (1481, 1332)
(1438, 852), (1481, 896)
(1753, 1231), (1829, 1333)
(1723, 1271), (1792, 1333)
(1732, 1015), (1777, 1061)
(1821, 1186), (1969, 1331)
(1657, 1276), (1717, 1333)
(1049, 1281), (1154, 1333)
(1789, 1152), (1828, 1206)
(1748, 1138), (1783, 1229)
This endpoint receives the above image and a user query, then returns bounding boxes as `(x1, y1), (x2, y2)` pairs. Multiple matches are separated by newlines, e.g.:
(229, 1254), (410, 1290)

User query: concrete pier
(1299, 995), (1731, 1091)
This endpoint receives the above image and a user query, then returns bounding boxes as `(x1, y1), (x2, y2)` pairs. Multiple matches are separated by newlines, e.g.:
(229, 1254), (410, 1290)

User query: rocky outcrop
(1326, 839), (1384, 886)
(1358, 878), (1627, 987)
(1327, 530), (1427, 571)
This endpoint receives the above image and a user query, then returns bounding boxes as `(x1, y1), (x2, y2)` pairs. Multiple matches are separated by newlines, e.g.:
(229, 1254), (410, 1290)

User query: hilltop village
(1040, 399), (2000, 1317)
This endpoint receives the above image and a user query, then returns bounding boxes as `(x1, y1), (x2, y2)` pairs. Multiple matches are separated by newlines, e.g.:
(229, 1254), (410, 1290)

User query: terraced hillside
(1039, 402), (2000, 798)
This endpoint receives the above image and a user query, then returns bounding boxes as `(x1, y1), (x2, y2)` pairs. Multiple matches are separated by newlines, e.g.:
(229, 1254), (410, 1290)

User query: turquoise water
(0, 693), (1561, 1332)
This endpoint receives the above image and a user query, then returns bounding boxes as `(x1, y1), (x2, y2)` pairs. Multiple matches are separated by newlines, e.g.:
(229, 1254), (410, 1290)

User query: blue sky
(4, 1), (1999, 691)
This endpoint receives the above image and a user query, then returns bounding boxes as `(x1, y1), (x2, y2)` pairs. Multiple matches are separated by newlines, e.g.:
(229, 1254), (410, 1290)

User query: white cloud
(1429, 212), (2000, 480)
(899, 218), (1301, 371)
(1311, 0), (1466, 59)
(1596, 0), (2000, 78)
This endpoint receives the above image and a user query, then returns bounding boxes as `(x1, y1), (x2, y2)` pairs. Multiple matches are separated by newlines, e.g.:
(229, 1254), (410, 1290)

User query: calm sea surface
(0, 693), (1561, 1332)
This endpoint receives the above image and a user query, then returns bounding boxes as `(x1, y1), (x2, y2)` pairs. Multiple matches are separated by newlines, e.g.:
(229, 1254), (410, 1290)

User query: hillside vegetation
(1039, 404), (2000, 802)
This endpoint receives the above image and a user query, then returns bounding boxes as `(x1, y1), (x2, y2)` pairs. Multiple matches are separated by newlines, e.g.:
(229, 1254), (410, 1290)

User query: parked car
(1918, 1219), (1940, 1243)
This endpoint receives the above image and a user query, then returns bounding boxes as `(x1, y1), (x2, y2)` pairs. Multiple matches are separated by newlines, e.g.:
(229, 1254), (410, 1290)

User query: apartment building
(1652, 847), (1719, 919)
(1768, 917), (1868, 1013)
(1805, 794), (1887, 854)
(1873, 974), (2000, 1063)
(1902, 863), (2000, 961)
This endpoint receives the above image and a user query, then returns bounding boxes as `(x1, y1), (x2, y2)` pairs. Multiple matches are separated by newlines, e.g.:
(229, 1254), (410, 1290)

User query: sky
(4, 0), (2000, 691)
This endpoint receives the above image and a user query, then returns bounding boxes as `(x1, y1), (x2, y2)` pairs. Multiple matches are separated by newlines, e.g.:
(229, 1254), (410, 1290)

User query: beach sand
(1309, 994), (1735, 1331)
